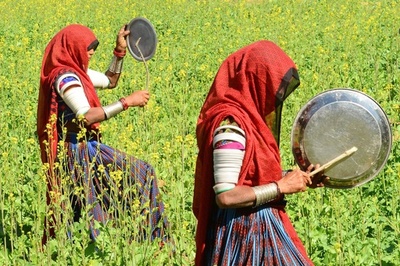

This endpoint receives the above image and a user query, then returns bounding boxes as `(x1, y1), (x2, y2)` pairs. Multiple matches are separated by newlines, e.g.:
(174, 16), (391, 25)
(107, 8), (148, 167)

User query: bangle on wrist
(273, 181), (281, 198)
(108, 55), (124, 74)
(252, 182), (279, 207)
(102, 101), (124, 120)
(119, 97), (129, 110)
(113, 48), (126, 58)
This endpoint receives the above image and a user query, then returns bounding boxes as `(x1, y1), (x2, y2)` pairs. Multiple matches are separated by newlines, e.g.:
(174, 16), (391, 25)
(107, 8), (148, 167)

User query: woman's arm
(216, 165), (326, 209)
(212, 121), (327, 209)
(83, 90), (149, 125)
(56, 74), (149, 126)
(215, 169), (311, 209)
(105, 25), (130, 88)
(216, 186), (256, 209)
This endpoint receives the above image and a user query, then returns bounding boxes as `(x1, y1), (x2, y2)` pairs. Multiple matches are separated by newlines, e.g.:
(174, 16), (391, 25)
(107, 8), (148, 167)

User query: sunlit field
(0, 0), (399, 265)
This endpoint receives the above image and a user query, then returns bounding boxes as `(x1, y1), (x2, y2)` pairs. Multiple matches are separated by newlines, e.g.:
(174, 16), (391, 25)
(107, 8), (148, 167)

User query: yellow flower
(334, 242), (341, 253)
(98, 164), (105, 173)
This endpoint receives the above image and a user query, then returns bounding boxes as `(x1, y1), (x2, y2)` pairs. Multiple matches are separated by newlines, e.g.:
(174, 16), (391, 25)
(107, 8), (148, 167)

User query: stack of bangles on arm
(212, 125), (246, 193)
(108, 48), (126, 74)
(251, 182), (281, 207)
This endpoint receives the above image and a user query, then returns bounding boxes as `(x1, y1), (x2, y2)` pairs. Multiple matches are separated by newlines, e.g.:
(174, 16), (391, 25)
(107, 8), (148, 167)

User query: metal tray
(291, 88), (392, 188)
(126, 17), (157, 61)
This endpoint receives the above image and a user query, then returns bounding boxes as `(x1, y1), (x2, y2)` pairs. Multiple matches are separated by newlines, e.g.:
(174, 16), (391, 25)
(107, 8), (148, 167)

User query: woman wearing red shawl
(37, 24), (168, 244)
(194, 41), (326, 265)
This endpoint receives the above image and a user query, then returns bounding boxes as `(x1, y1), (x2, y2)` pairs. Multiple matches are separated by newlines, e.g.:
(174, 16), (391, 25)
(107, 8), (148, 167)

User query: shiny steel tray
(291, 88), (392, 188)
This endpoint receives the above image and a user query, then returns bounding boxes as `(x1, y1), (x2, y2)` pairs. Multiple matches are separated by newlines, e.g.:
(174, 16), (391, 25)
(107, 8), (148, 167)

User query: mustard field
(0, 0), (399, 265)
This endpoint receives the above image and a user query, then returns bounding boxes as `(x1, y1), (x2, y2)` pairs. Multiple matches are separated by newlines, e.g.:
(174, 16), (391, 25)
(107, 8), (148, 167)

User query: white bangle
(213, 149), (244, 184)
(213, 183), (235, 194)
(62, 86), (91, 116)
(87, 69), (110, 89)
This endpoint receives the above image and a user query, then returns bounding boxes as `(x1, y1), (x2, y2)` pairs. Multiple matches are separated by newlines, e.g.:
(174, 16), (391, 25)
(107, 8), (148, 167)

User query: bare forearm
(215, 186), (256, 209)
(105, 70), (121, 88)
(105, 25), (129, 89)
(83, 107), (106, 125)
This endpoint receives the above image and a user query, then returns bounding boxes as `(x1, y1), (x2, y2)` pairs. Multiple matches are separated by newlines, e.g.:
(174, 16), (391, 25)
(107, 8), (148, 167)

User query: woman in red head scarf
(193, 41), (326, 265)
(37, 24), (169, 244)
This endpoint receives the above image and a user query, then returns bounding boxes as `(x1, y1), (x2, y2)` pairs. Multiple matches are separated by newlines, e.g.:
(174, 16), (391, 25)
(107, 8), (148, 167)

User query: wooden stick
(309, 146), (358, 176)
(135, 37), (150, 92)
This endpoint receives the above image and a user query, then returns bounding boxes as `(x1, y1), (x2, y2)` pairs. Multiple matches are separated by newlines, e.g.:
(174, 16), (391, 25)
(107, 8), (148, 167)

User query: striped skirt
(61, 138), (168, 241)
(204, 206), (312, 266)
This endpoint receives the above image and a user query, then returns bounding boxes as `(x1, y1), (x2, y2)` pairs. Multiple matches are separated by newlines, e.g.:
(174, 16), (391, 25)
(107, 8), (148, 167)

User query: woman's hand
(276, 169), (311, 194)
(306, 164), (329, 188)
(115, 25), (130, 52)
(125, 90), (150, 107)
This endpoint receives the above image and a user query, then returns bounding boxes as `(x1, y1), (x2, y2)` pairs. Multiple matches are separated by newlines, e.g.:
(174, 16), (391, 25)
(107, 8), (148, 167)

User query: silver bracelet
(108, 55), (124, 74)
(252, 183), (279, 207)
(102, 100), (124, 120)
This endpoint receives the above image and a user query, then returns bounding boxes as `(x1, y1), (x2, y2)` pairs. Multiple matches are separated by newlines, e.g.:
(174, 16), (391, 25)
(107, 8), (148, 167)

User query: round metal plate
(291, 88), (392, 189)
(126, 17), (157, 61)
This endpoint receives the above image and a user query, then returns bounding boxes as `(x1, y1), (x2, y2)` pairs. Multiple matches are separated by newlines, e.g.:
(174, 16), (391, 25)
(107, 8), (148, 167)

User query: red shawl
(193, 40), (311, 265)
(37, 24), (101, 164)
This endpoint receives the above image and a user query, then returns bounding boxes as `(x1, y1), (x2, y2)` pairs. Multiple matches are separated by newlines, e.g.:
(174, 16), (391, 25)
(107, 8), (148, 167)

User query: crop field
(0, 0), (399, 265)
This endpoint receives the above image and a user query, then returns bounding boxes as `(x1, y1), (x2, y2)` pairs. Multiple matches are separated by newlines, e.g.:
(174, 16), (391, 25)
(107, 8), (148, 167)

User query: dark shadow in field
(0, 209), (32, 252)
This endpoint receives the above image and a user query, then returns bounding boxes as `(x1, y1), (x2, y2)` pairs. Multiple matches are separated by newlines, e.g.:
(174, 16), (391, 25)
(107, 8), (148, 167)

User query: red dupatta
(37, 24), (101, 164)
(193, 40), (308, 265)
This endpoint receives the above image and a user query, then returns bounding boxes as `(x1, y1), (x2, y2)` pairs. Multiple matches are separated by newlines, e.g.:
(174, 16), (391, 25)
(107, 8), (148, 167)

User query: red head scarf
(193, 40), (302, 265)
(37, 24), (101, 163)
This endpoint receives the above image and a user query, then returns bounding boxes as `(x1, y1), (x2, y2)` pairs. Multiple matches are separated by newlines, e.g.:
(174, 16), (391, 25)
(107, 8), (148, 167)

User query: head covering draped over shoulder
(193, 40), (300, 265)
(37, 24), (101, 163)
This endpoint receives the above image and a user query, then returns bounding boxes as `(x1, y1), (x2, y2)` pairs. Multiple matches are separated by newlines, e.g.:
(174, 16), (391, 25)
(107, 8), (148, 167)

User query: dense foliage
(0, 0), (398, 265)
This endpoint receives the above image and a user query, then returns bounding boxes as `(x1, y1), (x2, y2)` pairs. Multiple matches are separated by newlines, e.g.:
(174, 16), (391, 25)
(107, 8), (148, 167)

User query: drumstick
(310, 146), (358, 176)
